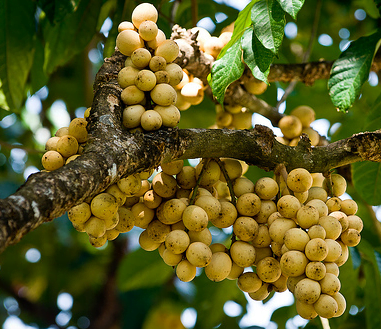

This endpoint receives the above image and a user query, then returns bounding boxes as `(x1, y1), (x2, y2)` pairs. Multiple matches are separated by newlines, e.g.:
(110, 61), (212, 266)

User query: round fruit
(131, 2), (158, 29)
(204, 252), (232, 282)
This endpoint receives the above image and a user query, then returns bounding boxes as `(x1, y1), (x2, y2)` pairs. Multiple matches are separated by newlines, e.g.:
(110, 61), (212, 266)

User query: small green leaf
(328, 29), (381, 112)
(210, 39), (245, 105)
(117, 248), (173, 292)
(43, 0), (102, 75)
(218, 0), (259, 59)
(0, 0), (36, 111)
(352, 162), (381, 206)
(276, 0), (305, 19)
(242, 28), (272, 83)
(251, 0), (285, 54)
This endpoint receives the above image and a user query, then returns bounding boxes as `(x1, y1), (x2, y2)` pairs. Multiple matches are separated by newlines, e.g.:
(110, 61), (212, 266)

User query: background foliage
(0, 0), (381, 328)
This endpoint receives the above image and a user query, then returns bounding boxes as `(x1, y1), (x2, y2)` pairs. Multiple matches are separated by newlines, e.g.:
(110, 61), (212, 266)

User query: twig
(0, 140), (44, 155)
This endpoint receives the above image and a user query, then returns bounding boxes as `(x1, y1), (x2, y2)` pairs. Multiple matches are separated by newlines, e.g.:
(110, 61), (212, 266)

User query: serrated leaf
(242, 28), (272, 83)
(276, 0), (305, 19)
(43, 0), (102, 75)
(0, 0), (36, 111)
(352, 162), (381, 206)
(210, 39), (245, 105)
(117, 248), (173, 292)
(251, 0), (285, 54)
(328, 29), (381, 112)
(218, 0), (259, 59)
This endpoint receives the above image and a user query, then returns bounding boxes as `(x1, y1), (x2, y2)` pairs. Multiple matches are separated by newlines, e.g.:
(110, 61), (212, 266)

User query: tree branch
(1, 37), (381, 254)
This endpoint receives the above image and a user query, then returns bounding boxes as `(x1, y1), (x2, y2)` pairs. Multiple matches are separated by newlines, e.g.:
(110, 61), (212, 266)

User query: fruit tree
(0, 0), (381, 328)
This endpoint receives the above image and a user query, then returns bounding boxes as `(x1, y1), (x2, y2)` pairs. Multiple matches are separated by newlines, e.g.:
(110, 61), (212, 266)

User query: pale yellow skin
(290, 105), (315, 128)
(117, 173), (142, 196)
(55, 127), (69, 137)
(294, 278), (321, 304)
(219, 158), (243, 181)
(323, 173), (347, 197)
(165, 63), (183, 86)
(236, 193), (262, 217)
(42, 150), (65, 171)
(68, 202), (91, 225)
(176, 166), (197, 189)
(283, 227), (310, 251)
(176, 259), (197, 282)
(277, 195), (301, 218)
(305, 238), (328, 262)
(326, 197), (342, 213)
(318, 215), (342, 240)
(210, 201), (237, 228)
(186, 242), (212, 267)
(254, 177), (279, 200)
(138, 20), (158, 41)
(143, 190), (162, 209)
(231, 112), (252, 129)
(324, 239), (342, 262)
(280, 250), (309, 277)
(233, 216), (259, 242)
(57, 135), (79, 158)
(347, 215), (363, 232)
(314, 294), (338, 318)
(90, 193), (118, 220)
(134, 179), (150, 197)
(335, 241), (349, 266)
(253, 247), (273, 265)
(89, 235), (107, 248)
(116, 30), (144, 56)
(248, 283), (270, 301)
(65, 154), (80, 165)
(115, 206), (135, 233)
(154, 105), (181, 128)
(306, 199), (329, 217)
(139, 229), (162, 251)
(150, 83), (177, 106)
(162, 248), (183, 266)
(286, 274), (307, 293)
(156, 198), (187, 225)
(195, 159), (221, 187)
(165, 229), (190, 254)
(106, 184), (127, 206)
(155, 40), (180, 63)
(287, 168), (313, 193)
(204, 252), (232, 282)
(226, 262), (244, 280)
(85, 216), (106, 238)
(45, 136), (60, 151)
(180, 82), (204, 105)
(296, 300), (318, 320)
(147, 29), (166, 49)
(152, 172), (177, 198)
(118, 66), (140, 88)
(230, 241), (256, 268)
(252, 225), (272, 248)
(135, 70), (157, 91)
(210, 243), (226, 253)
(155, 71), (170, 84)
(194, 195), (221, 221)
(237, 272), (263, 293)
(233, 177), (255, 197)
(268, 218), (297, 244)
(182, 205), (209, 231)
(320, 273), (341, 295)
(140, 110), (162, 131)
(340, 228), (361, 247)
(243, 79), (268, 95)
(272, 274), (288, 292)
(254, 200), (277, 224)
(118, 21), (135, 32)
(340, 199), (358, 215)
(121, 85), (145, 105)
(324, 262), (340, 276)
(131, 2), (158, 29)
(68, 118), (88, 143)
(149, 56), (167, 72)
(305, 262), (326, 281)
(188, 228), (212, 245)
(131, 202), (155, 229)
(161, 159), (183, 175)
(104, 211), (119, 230)
(279, 115), (303, 139)
(256, 256), (282, 283)
(203, 36), (224, 58)
(106, 229), (119, 241)
(308, 224), (327, 240)
(332, 292), (346, 317)
(146, 219), (171, 243)
(307, 187), (328, 203)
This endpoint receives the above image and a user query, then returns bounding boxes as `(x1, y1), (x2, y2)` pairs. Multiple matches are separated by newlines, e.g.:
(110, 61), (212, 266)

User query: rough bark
(1, 36), (381, 254)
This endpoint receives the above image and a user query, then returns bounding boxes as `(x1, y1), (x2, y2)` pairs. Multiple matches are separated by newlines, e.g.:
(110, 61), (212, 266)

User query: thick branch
(1, 46), (381, 254)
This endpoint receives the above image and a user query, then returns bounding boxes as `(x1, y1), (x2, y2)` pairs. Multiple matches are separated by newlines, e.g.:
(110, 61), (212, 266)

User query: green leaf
(0, 0), (36, 111)
(209, 39), (245, 105)
(241, 27), (273, 83)
(117, 248), (173, 292)
(364, 92), (381, 131)
(275, 0), (305, 19)
(251, 0), (285, 54)
(43, 0), (102, 75)
(218, 0), (259, 59)
(352, 162), (381, 206)
(328, 29), (381, 112)
(38, 0), (79, 24)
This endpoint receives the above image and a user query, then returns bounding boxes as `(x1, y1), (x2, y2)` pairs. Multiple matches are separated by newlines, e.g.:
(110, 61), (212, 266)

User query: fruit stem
(323, 171), (333, 197)
(189, 158), (211, 205)
(320, 316), (331, 329)
(215, 158), (237, 206)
